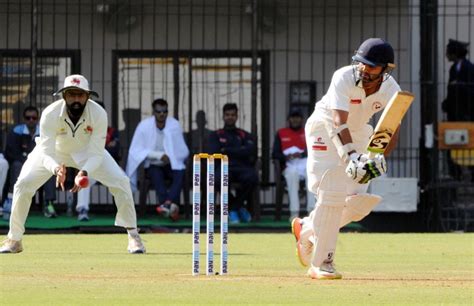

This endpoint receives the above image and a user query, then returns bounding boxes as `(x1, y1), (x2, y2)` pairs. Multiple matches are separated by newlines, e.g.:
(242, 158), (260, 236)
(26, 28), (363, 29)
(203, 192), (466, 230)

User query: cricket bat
(366, 91), (415, 158)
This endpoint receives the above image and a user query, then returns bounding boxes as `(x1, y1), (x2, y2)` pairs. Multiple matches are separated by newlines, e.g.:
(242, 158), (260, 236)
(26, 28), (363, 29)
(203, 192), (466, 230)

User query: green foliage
(0, 233), (472, 305)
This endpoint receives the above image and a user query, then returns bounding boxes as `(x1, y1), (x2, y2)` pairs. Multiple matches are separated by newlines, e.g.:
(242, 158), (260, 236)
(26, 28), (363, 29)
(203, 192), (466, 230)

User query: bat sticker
(368, 130), (393, 151)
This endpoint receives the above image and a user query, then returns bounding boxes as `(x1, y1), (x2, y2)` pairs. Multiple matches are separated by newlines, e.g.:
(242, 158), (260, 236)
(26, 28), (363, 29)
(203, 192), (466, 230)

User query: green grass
(0, 233), (473, 305)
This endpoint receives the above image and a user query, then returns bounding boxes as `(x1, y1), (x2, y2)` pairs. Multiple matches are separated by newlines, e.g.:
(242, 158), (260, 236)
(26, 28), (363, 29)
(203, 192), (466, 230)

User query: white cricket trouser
(0, 154), (8, 200)
(76, 178), (97, 212)
(8, 149), (137, 241)
(283, 166), (316, 214)
(305, 115), (373, 267)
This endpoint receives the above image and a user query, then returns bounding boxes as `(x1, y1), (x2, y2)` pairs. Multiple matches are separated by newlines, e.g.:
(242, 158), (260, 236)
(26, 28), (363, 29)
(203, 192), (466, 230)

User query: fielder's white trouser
(76, 178), (97, 212)
(304, 116), (375, 267)
(283, 166), (316, 215)
(8, 149), (137, 241)
(0, 154), (8, 200)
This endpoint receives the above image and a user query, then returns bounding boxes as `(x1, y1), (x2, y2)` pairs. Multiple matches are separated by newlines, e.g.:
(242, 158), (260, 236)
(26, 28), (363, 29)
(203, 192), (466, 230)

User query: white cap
(53, 74), (99, 97)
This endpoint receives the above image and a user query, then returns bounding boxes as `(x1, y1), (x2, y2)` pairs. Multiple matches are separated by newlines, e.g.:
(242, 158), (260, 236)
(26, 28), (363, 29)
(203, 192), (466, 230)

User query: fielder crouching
(291, 38), (401, 279)
(0, 74), (146, 254)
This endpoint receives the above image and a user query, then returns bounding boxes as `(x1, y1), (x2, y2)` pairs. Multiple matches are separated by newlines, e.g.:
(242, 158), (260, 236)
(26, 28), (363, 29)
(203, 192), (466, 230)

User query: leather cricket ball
(75, 176), (89, 188)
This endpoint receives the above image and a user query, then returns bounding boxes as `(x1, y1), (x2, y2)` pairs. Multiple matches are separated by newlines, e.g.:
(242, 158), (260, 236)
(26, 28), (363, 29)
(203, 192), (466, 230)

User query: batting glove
(364, 154), (387, 179)
(345, 153), (372, 184)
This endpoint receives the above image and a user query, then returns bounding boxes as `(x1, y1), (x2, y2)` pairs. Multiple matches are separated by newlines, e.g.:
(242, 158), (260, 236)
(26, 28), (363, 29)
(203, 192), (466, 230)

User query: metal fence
(0, 0), (473, 230)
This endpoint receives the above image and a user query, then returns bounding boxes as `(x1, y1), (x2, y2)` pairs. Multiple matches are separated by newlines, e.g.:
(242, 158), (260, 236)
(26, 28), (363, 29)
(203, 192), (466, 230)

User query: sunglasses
(154, 109), (168, 114)
(24, 116), (38, 121)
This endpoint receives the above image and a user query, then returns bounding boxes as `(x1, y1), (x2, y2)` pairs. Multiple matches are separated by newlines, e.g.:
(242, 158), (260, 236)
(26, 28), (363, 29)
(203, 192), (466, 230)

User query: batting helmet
(352, 38), (395, 69)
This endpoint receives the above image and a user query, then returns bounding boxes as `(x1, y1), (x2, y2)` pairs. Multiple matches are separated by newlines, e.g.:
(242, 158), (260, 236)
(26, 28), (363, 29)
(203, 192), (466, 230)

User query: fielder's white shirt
(313, 65), (401, 131)
(36, 99), (107, 175)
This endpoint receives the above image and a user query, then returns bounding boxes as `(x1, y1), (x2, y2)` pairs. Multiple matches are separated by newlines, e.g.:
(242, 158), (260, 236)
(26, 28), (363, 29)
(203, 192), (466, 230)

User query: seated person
(3, 106), (57, 219)
(0, 142), (8, 217)
(186, 110), (211, 154)
(209, 103), (258, 224)
(76, 101), (121, 221)
(126, 98), (189, 221)
(272, 107), (316, 221)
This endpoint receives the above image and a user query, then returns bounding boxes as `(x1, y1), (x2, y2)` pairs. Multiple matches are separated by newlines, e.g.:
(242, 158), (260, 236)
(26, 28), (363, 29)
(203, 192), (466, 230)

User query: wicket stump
(192, 153), (229, 276)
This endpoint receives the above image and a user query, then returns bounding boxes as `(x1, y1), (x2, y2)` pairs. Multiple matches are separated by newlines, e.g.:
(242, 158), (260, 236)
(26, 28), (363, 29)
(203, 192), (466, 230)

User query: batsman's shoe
(291, 217), (313, 267)
(128, 234), (146, 254)
(307, 261), (342, 280)
(0, 239), (23, 254)
(291, 217), (302, 241)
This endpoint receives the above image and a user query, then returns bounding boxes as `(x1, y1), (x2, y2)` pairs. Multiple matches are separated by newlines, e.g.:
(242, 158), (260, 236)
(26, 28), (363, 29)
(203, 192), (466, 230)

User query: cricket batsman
(292, 38), (402, 279)
(0, 74), (146, 254)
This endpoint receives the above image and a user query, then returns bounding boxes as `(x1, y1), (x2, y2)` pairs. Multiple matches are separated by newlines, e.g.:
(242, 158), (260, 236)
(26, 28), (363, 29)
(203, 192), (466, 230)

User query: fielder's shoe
(0, 239), (23, 254)
(238, 207), (252, 223)
(307, 261), (342, 280)
(77, 209), (89, 222)
(128, 234), (146, 254)
(43, 201), (57, 218)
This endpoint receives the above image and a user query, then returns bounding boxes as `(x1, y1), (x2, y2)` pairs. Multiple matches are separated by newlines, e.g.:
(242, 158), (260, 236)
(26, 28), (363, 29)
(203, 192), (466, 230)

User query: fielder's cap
(53, 74), (99, 97)
(352, 38), (395, 68)
(288, 106), (303, 117)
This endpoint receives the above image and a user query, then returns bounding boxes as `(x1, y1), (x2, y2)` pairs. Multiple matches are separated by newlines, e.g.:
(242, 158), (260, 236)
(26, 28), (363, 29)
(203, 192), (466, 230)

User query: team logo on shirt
(372, 102), (382, 111)
(57, 128), (67, 136)
(84, 125), (93, 135)
(312, 136), (327, 151)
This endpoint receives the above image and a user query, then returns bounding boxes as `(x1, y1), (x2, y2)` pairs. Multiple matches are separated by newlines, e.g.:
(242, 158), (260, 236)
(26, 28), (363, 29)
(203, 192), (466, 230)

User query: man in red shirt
(272, 107), (315, 221)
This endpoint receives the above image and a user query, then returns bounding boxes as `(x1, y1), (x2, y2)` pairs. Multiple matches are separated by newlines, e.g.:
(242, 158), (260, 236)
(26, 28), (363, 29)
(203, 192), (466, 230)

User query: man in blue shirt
(208, 103), (258, 224)
(3, 106), (57, 219)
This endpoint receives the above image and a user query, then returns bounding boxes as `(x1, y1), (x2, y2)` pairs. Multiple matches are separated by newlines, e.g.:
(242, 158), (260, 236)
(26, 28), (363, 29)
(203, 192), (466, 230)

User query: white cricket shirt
(36, 99), (108, 174)
(313, 65), (401, 131)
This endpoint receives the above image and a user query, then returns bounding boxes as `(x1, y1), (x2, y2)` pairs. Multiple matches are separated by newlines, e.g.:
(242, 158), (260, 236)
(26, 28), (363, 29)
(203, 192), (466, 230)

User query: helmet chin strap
(352, 62), (392, 86)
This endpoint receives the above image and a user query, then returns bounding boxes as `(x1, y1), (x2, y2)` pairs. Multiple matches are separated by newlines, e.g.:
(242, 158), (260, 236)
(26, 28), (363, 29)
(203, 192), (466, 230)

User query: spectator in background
(3, 106), (57, 219)
(209, 103), (258, 224)
(272, 107), (316, 221)
(0, 137), (8, 217)
(76, 101), (121, 221)
(441, 39), (474, 180)
(442, 39), (474, 122)
(126, 98), (189, 221)
(186, 110), (211, 154)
